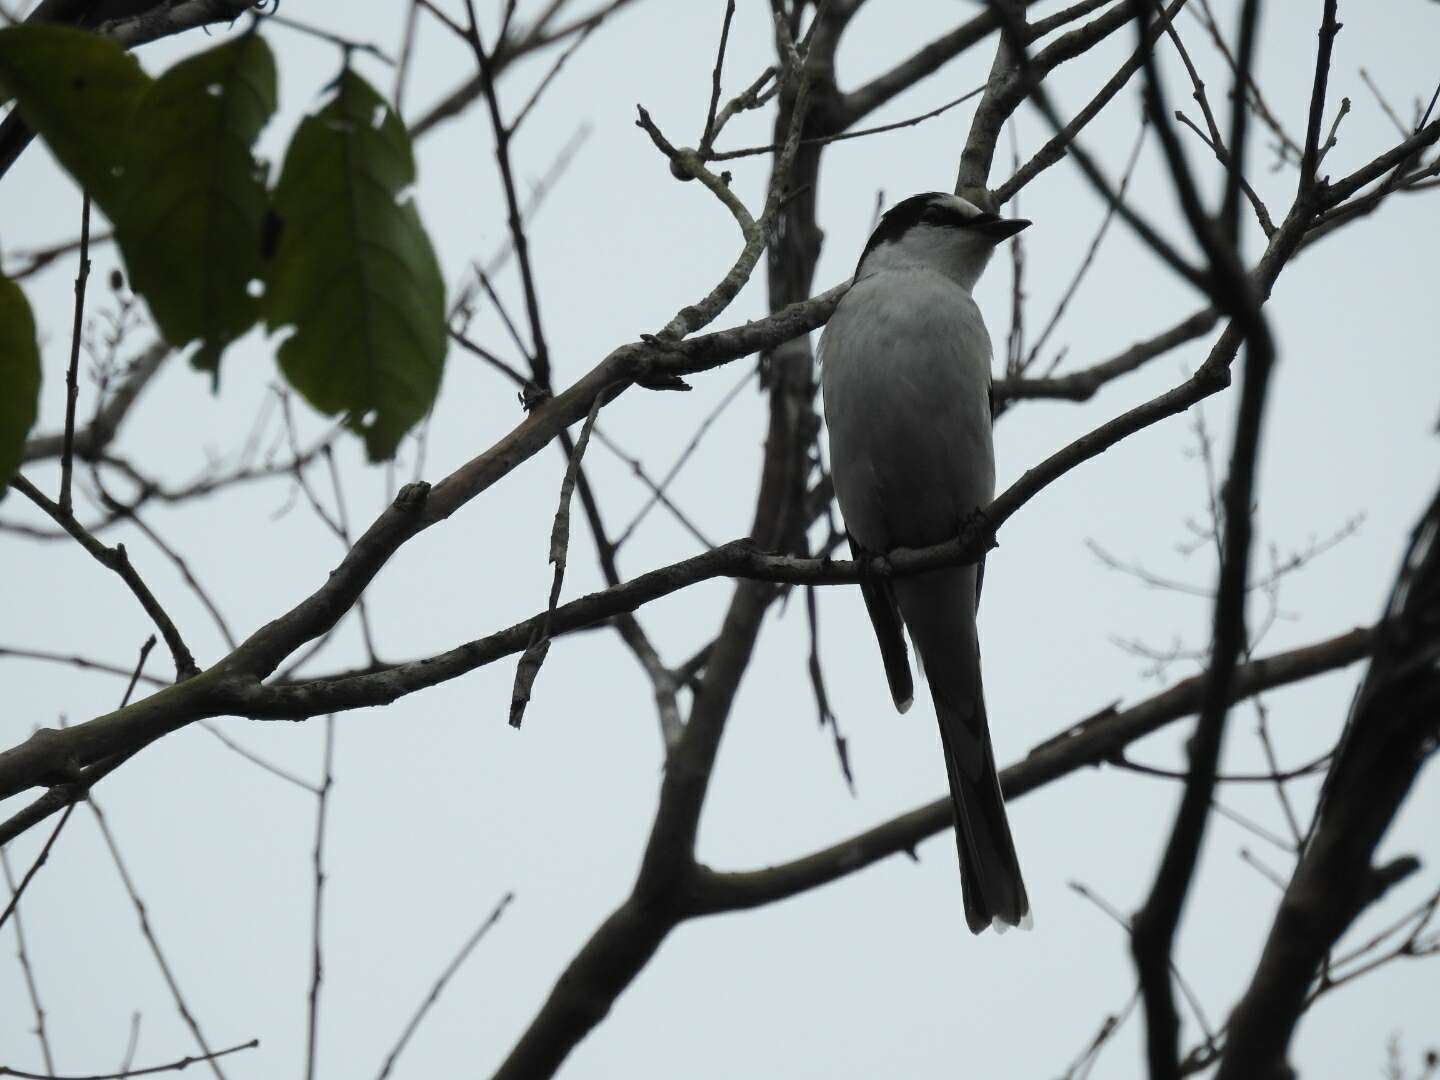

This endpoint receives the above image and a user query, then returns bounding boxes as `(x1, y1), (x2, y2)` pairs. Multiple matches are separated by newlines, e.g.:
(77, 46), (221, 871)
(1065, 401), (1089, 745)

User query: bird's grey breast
(821, 268), (996, 552)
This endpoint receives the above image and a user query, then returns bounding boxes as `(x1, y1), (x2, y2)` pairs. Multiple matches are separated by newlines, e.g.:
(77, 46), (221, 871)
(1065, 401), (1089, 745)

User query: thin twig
(1359, 68), (1408, 138)
(1156, 9), (1275, 236)
(1060, 988), (1140, 1080)
(1251, 699), (1304, 847)
(96, 497), (237, 651)
(1238, 847), (1288, 891)
(0, 805), (75, 935)
(274, 392), (344, 541)
(509, 395), (604, 727)
(59, 193), (92, 515)
(1108, 749), (1330, 785)
(449, 122), (591, 321)
(709, 84), (984, 163)
(590, 427), (715, 549)
(117, 1014), (140, 1077)
(394, 0), (421, 116)
(0, 645), (165, 687)
(264, 11), (394, 62)
(0, 1038), (258, 1080)
(1070, 881), (1217, 1053)
(464, 5), (553, 391)
(448, 330), (531, 387)
(1, 847), (56, 1074)
(698, 0), (736, 153)
(200, 723), (318, 794)
(510, 20), (593, 134)
(1024, 115), (1149, 373)
(303, 717), (335, 1080)
(374, 891), (514, 1080)
(1211, 799), (1294, 855)
(322, 448), (378, 665)
(9, 476), (198, 680)
(805, 585), (852, 791)
(614, 368), (755, 549)
(4, 229), (114, 282)
(88, 801), (229, 1080)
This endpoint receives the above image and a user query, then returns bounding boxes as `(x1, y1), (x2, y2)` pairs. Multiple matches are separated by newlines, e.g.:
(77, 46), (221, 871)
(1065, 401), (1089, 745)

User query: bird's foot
(958, 507), (994, 551)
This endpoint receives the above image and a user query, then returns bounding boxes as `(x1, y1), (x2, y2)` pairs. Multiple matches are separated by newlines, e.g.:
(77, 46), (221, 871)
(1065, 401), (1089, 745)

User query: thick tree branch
(0, 191), (1325, 808)
(995, 304), (1219, 406)
(996, 0), (1187, 203)
(1, 14), (1431, 848)
(956, 0), (1141, 197)
(1216, 483), (1440, 1080)
(837, 0), (1050, 125)
(690, 626), (1374, 912)
(1129, 4), (1277, 1074)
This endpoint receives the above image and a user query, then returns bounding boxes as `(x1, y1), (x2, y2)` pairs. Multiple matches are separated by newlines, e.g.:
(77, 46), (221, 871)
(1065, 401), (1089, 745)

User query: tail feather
(936, 692), (1030, 933)
(894, 566), (1029, 934)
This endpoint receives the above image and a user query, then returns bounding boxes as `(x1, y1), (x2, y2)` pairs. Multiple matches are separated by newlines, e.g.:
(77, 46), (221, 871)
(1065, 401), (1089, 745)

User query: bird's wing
(852, 537), (915, 712)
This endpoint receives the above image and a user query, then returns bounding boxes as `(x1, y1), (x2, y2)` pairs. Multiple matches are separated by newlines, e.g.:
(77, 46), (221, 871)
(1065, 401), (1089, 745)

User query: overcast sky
(3, 2), (1439, 1078)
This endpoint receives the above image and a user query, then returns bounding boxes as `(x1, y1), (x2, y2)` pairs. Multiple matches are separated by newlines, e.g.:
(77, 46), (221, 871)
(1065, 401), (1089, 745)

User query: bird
(819, 191), (1031, 934)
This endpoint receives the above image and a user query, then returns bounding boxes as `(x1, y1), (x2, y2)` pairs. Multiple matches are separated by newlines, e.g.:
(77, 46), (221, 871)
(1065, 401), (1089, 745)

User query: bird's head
(854, 192), (1030, 293)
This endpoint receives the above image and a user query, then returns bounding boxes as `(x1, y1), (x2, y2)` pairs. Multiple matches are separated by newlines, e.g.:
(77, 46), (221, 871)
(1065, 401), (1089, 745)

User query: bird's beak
(975, 216), (1031, 241)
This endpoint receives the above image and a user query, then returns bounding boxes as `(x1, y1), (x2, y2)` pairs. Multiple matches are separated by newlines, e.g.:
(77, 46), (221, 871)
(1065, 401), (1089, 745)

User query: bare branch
(956, 0), (1140, 197)
(1217, 482), (1440, 1079)
(838, 0), (1047, 125)
(303, 717), (335, 1080)
(0, 805), (75, 935)
(9, 477), (197, 680)
(0, 848), (56, 1073)
(58, 193), (92, 515)
(1130, 3), (1277, 1071)
(996, 304), (1220, 407)
(23, 342), (169, 465)
(409, 0), (640, 141)
(509, 395), (603, 728)
(690, 626), (1373, 911)
(375, 892), (514, 1080)
(1297, 1), (1343, 194)
(0, 1038), (258, 1080)
(997, 0), (1187, 203)
(88, 797), (230, 1080)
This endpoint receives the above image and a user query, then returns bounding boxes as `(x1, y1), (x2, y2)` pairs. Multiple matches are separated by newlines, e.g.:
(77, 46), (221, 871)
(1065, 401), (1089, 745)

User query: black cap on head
(856, 192), (1029, 274)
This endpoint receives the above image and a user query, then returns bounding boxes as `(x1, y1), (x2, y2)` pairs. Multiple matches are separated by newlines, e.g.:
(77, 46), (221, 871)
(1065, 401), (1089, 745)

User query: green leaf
(116, 33), (277, 380)
(262, 70), (446, 462)
(0, 277), (41, 497)
(0, 25), (149, 212)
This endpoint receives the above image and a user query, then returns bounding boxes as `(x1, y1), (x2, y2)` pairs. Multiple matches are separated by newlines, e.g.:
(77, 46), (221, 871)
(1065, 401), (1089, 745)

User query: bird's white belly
(820, 269), (996, 552)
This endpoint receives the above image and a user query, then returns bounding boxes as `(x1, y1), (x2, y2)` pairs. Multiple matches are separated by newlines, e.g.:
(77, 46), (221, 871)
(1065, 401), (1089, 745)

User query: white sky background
(3, 1), (1439, 1077)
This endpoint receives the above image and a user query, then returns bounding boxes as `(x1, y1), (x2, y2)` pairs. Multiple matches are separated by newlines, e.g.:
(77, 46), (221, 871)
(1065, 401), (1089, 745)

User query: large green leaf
(0, 277), (41, 496)
(262, 70), (446, 462)
(116, 33), (277, 380)
(0, 25), (149, 212)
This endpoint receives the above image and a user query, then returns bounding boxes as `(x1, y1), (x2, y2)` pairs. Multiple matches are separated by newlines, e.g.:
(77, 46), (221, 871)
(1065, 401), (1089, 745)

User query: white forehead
(933, 194), (986, 219)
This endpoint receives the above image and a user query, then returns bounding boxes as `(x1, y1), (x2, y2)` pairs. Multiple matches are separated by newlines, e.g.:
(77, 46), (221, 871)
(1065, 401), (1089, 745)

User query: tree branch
(22, 342), (169, 465)
(1216, 482), (1440, 1080)
(690, 626), (1373, 912)
(9, 476), (198, 680)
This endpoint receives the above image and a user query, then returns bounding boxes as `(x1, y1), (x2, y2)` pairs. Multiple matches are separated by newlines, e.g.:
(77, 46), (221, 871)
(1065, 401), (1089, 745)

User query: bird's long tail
(893, 565), (1030, 934)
